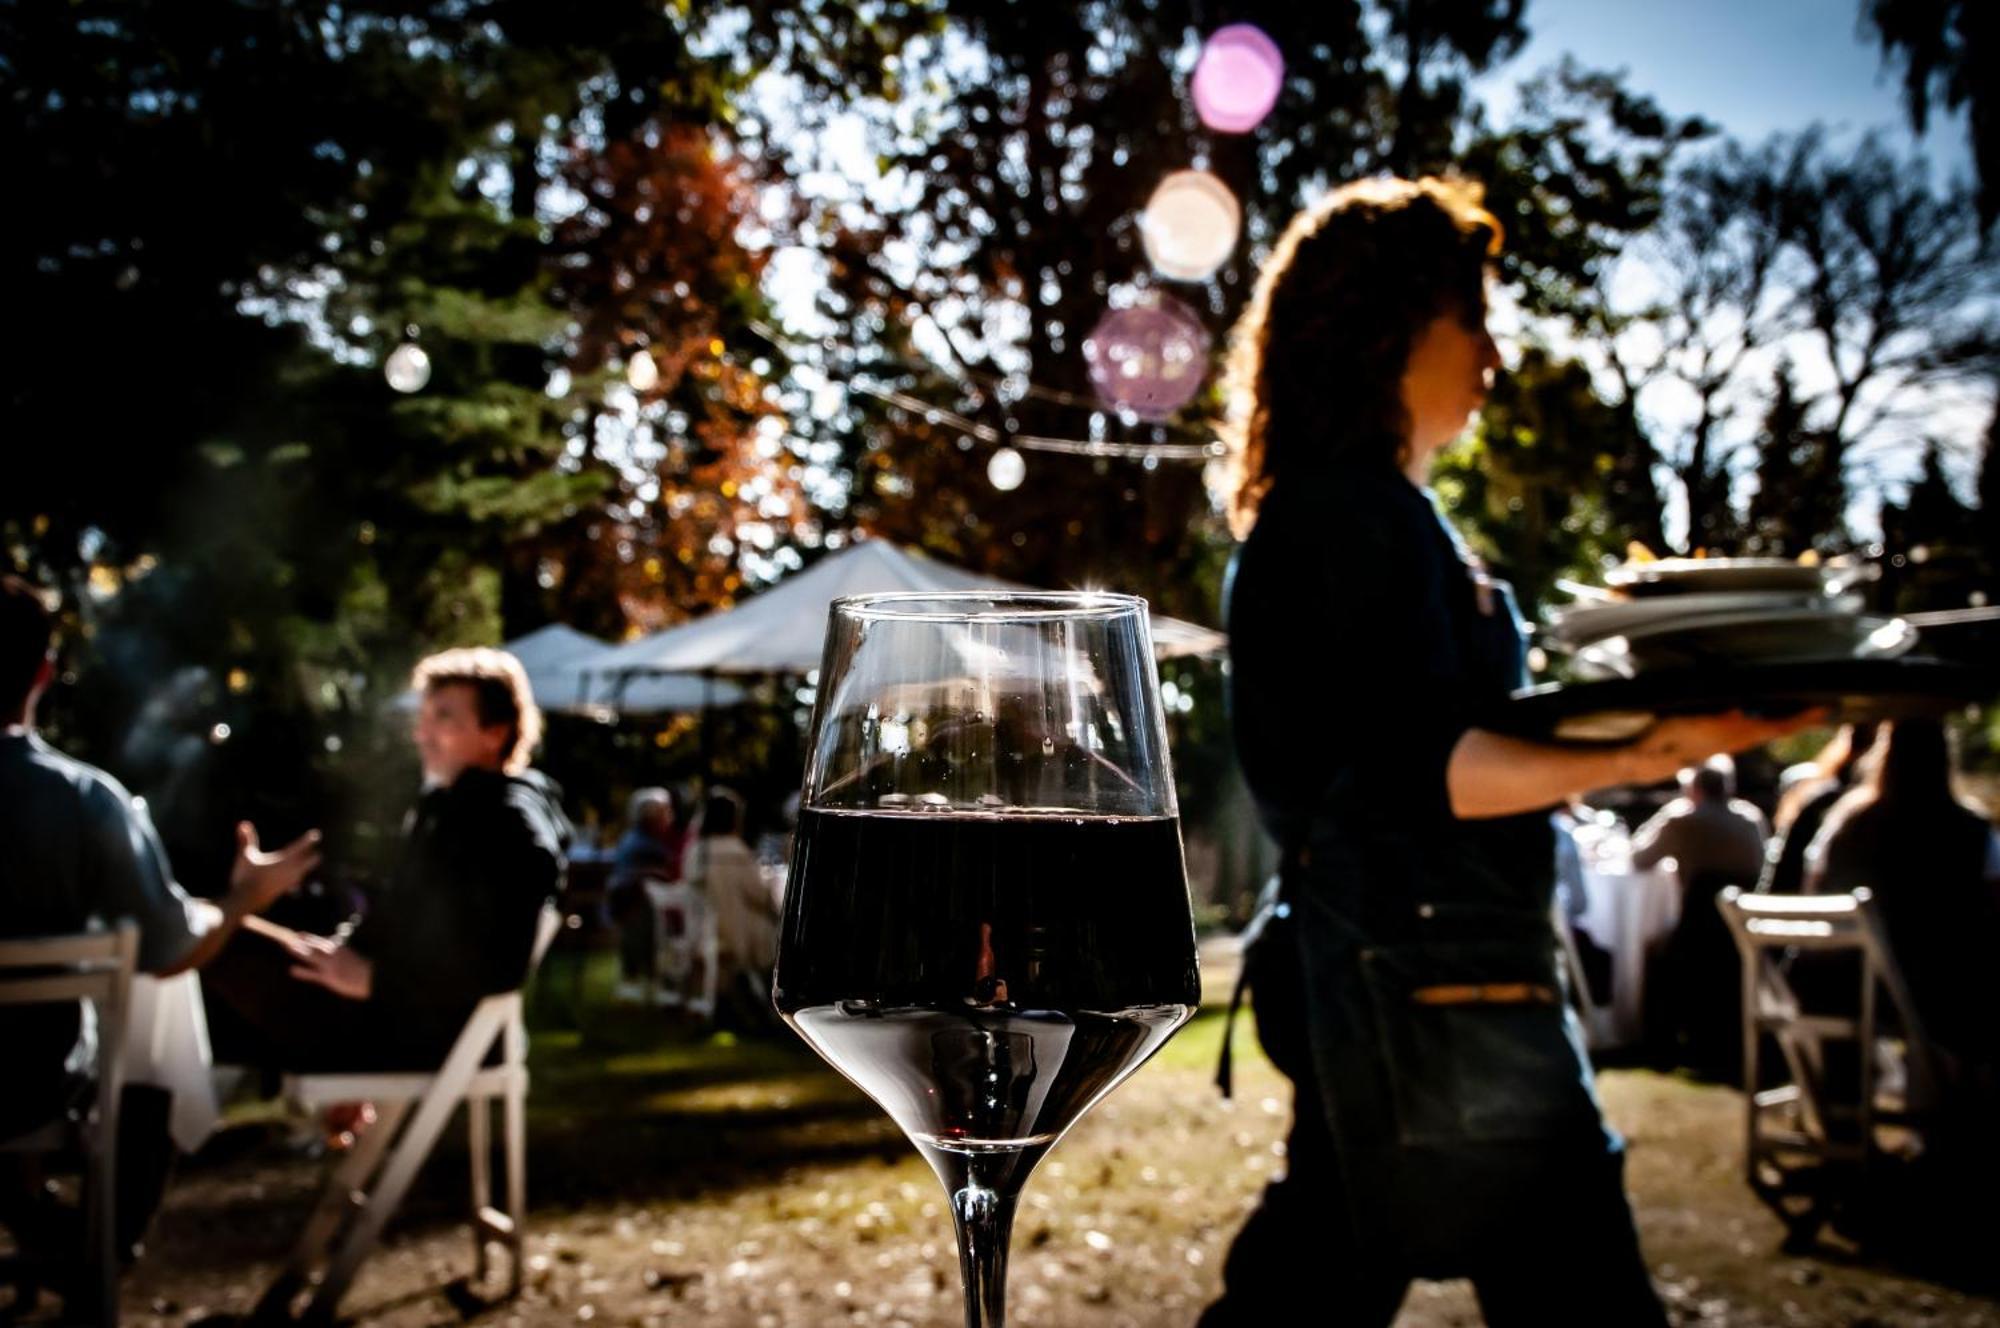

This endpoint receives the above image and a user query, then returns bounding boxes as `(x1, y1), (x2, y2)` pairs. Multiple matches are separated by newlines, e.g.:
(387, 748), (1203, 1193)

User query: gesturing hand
(281, 931), (374, 1001)
(228, 822), (323, 917)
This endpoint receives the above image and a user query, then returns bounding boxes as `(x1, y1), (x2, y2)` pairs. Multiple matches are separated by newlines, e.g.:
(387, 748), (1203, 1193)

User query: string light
(384, 343), (431, 393)
(845, 379), (1221, 461)
(987, 447), (1026, 491)
(626, 349), (660, 392)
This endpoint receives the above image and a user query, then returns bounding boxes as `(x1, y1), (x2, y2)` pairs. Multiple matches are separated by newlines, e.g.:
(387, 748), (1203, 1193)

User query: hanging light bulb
(626, 349), (660, 392)
(1141, 171), (1241, 281)
(1192, 25), (1284, 133)
(384, 343), (431, 393)
(987, 447), (1026, 492)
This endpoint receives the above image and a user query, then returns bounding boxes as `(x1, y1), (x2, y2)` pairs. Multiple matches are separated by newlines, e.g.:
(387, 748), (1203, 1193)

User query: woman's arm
(1446, 710), (1825, 821)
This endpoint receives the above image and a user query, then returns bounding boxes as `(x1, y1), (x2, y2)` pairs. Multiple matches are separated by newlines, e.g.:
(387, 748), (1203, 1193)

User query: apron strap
(1214, 848), (1303, 1099)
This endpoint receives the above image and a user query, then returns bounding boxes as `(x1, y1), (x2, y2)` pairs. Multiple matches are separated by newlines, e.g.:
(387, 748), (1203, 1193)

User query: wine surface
(775, 807), (1199, 1150)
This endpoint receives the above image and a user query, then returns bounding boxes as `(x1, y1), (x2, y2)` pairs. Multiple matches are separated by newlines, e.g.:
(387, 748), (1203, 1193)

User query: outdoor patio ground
(117, 943), (2000, 1328)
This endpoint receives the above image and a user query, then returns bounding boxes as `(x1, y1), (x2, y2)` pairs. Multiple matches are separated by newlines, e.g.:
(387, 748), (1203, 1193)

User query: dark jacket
(348, 767), (569, 1043)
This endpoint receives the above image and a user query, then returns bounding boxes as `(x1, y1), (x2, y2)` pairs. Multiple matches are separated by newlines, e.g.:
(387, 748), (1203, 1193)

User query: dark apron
(1217, 512), (1615, 1275)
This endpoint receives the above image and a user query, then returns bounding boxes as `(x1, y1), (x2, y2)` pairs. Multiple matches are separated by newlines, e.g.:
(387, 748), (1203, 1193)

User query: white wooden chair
(0, 921), (138, 1328)
(1715, 888), (1937, 1244)
(644, 878), (718, 1019)
(254, 905), (560, 1324)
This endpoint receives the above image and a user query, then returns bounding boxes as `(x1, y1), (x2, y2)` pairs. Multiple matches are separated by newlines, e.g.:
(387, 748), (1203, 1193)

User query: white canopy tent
(478, 623), (743, 715)
(587, 535), (1226, 700)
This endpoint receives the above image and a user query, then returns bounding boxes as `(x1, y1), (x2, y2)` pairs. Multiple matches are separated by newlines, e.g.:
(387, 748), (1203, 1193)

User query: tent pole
(698, 670), (714, 800)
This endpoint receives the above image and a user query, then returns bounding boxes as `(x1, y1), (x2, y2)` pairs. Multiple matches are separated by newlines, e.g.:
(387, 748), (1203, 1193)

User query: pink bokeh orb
(1192, 24), (1283, 134)
(1084, 293), (1212, 423)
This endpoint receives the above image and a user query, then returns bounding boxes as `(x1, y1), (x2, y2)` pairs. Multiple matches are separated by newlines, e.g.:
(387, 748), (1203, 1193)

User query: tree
(776, 5), (1699, 624)
(1433, 347), (1659, 612)
(1864, 0), (1999, 227)
(1743, 358), (1849, 556)
(1582, 129), (1996, 555)
(1, 0), (918, 851)
(1773, 131), (1998, 484)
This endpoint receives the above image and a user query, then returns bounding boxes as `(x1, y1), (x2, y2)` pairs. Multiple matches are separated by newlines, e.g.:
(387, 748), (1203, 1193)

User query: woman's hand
(1614, 708), (1830, 788)
(1447, 707), (1830, 820)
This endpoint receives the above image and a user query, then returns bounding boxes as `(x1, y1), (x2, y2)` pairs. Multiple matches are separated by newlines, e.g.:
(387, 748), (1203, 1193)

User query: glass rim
(829, 590), (1149, 623)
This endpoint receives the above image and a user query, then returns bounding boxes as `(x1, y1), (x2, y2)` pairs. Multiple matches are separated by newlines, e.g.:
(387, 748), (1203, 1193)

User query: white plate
(1547, 592), (1859, 645)
(1603, 559), (1873, 597)
(1574, 613), (1916, 679)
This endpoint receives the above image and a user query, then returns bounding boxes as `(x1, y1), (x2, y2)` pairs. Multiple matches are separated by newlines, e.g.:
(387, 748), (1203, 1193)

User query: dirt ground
(109, 945), (2000, 1328)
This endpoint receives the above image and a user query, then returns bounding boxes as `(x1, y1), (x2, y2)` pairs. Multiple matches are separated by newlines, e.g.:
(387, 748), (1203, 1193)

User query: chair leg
(254, 1098), (412, 1321)
(468, 1092), (492, 1283)
(90, 1114), (120, 1328)
(300, 1014), (504, 1325)
(503, 1021), (528, 1298)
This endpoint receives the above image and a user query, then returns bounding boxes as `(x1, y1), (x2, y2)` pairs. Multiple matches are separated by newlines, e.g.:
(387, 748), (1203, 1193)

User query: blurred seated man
(1632, 756), (1770, 1072)
(607, 785), (686, 1001)
(202, 648), (568, 1072)
(0, 577), (320, 1255)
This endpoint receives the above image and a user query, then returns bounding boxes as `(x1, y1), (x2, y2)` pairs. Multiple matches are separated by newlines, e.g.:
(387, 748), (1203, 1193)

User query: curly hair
(411, 646), (544, 774)
(1220, 176), (1502, 539)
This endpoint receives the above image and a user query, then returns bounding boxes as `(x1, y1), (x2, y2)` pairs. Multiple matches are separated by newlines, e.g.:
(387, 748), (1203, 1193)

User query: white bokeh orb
(384, 343), (431, 393)
(987, 446), (1026, 492)
(626, 349), (660, 392)
(1140, 171), (1241, 281)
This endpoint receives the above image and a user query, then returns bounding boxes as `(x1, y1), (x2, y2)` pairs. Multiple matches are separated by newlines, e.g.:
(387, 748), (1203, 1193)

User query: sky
(745, 2), (1990, 542)
(1486, 0), (1971, 171)
(1477, 0), (1986, 541)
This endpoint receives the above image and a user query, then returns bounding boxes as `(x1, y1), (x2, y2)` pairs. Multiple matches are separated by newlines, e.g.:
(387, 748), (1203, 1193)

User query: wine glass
(773, 591), (1200, 1328)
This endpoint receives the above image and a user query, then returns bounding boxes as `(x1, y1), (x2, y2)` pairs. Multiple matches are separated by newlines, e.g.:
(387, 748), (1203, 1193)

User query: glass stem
(947, 1156), (1024, 1328)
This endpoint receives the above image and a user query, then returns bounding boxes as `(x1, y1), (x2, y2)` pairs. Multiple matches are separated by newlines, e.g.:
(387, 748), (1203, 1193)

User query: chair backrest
(1717, 887), (1937, 1105)
(643, 879), (718, 1013)
(0, 922), (139, 1016)
(0, 922), (139, 1325)
(528, 901), (562, 970)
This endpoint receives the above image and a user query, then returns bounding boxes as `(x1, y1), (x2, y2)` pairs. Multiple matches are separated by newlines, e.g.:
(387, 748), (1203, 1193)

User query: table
(124, 970), (220, 1153)
(1574, 846), (1680, 1048)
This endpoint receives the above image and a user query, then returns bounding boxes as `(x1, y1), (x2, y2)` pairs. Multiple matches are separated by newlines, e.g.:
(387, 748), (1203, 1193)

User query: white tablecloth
(124, 971), (220, 1152)
(1574, 851), (1680, 1048)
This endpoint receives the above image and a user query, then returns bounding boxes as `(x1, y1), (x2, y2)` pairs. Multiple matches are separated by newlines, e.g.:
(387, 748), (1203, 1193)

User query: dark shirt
(1760, 778), (1844, 896)
(1809, 795), (2000, 1060)
(1225, 464), (1554, 929)
(347, 767), (569, 1043)
(0, 730), (204, 1136)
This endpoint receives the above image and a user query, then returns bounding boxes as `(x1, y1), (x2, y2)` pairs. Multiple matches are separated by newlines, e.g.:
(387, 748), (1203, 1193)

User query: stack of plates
(1507, 558), (1991, 743)
(1547, 560), (1901, 680)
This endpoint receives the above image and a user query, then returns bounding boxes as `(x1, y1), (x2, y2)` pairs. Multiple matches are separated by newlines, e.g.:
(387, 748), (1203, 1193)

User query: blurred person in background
(1807, 719), (2000, 1077)
(687, 785), (780, 1031)
(1760, 722), (1878, 895)
(607, 784), (690, 1002)
(201, 648), (567, 1073)
(1631, 757), (1769, 1072)
(1, 575), (320, 1268)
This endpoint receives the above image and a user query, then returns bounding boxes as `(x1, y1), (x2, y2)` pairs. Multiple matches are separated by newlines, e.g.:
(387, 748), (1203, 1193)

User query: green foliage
(1433, 348), (1654, 611)
(1743, 359), (1849, 558)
